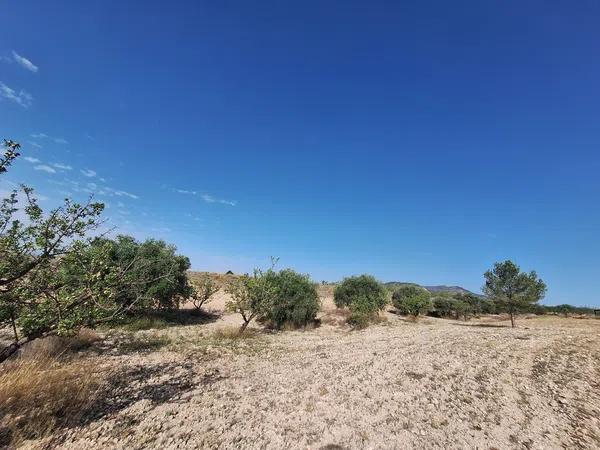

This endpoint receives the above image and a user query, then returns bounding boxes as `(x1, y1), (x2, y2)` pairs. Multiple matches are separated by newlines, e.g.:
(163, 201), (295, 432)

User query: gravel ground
(20, 291), (600, 450)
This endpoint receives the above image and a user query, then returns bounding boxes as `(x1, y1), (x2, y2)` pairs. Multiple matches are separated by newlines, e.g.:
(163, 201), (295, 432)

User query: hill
(384, 281), (481, 297)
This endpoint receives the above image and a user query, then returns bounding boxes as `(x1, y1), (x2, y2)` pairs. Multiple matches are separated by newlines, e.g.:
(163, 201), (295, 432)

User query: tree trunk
(10, 314), (18, 342)
(0, 341), (21, 363)
(239, 319), (250, 334)
(509, 307), (515, 328)
(0, 329), (50, 364)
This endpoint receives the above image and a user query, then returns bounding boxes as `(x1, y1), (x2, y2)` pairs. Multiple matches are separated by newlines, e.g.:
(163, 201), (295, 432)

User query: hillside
(384, 281), (481, 297)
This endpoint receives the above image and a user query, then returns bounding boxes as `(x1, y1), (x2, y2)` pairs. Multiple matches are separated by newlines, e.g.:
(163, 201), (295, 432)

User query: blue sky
(1, 1), (599, 306)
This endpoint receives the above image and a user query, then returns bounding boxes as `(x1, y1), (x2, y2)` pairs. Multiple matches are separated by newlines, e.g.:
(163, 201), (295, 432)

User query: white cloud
(102, 186), (139, 199)
(34, 165), (56, 174)
(27, 141), (42, 149)
(175, 189), (197, 195)
(0, 81), (33, 108)
(30, 133), (68, 144)
(52, 163), (72, 171)
(24, 156), (40, 163)
(81, 169), (96, 177)
(11, 51), (38, 73)
(201, 193), (237, 206)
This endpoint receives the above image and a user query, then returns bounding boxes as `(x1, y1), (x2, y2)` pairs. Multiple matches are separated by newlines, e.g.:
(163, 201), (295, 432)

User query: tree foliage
(190, 274), (220, 311)
(334, 275), (387, 327)
(90, 235), (191, 311)
(0, 139), (191, 363)
(392, 285), (432, 317)
(261, 269), (320, 329)
(483, 260), (546, 327)
(225, 267), (278, 334)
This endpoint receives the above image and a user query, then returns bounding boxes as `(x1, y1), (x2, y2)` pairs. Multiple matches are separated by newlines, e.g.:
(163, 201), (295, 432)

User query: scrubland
(1, 285), (599, 450)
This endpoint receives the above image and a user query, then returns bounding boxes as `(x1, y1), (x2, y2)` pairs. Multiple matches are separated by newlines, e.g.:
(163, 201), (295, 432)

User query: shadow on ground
(46, 359), (223, 447)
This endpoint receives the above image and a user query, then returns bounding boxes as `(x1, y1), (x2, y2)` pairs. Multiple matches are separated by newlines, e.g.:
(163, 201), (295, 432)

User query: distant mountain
(424, 285), (479, 295)
(384, 282), (482, 297)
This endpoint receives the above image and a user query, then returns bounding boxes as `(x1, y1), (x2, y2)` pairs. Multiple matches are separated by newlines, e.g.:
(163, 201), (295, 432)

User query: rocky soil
(18, 291), (600, 449)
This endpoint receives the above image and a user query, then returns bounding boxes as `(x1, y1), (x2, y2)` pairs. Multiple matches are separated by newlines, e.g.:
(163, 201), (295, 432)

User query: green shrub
(392, 285), (432, 317)
(334, 275), (387, 327)
(262, 269), (320, 329)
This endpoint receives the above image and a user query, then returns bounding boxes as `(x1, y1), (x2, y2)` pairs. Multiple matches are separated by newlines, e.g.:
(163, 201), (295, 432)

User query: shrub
(392, 285), (432, 317)
(334, 275), (387, 327)
(262, 269), (320, 329)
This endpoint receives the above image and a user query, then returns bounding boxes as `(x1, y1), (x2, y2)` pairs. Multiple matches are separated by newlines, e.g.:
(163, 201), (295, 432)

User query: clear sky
(1, 1), (599, 306)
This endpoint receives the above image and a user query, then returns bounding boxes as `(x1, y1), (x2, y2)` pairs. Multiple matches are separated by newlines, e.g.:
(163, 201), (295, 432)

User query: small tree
(483, 260), (546, 328)
(261, 269), (320, 329)
(452, 300), (472, 321)
(392, 285), (432, 317)
(225, 267), (277, 334)
(190, 274), (219, 311)
(334, 275), (387, 327)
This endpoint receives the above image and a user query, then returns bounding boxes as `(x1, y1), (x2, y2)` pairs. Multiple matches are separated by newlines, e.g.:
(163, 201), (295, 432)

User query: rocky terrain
(15, 290), (600, 449)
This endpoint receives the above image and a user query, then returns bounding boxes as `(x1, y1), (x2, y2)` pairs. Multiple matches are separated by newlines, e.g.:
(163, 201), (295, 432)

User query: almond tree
(190, 274), (220, 311)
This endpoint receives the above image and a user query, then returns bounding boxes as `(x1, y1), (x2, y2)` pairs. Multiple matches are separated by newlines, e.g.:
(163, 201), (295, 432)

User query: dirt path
(24, 301), (600, 450)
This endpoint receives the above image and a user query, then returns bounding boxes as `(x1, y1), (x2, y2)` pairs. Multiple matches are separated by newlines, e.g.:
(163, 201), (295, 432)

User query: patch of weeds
(118, 335), (172, 353)
(120, 316), (169, 332)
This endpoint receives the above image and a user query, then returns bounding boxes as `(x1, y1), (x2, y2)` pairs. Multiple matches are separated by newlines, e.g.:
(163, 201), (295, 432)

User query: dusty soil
(19, 289), (600, 449)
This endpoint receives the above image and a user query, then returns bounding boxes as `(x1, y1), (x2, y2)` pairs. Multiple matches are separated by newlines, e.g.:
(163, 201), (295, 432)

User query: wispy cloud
(11, 50), (38, 73)
(80, 169), (96, 177)
(52, 163), (72, 171)
(172, 187), (236, 206)
(201, 193), (237, 206)
(0, 81), (33, 108)
(27, 141), (42, 149)
(34, 165), (56, 174)
(30, 133), (68, 144)
(24, 156), (41, 163)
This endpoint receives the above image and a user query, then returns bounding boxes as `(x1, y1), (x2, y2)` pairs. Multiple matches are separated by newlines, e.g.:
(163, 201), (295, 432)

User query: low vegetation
(334, 275), (388, 327)
(392, 285), (432, 317)
(0, 342), (104, 446)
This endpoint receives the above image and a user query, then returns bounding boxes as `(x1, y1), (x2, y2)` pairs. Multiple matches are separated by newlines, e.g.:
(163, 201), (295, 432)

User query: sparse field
(3, 287), (600, 449)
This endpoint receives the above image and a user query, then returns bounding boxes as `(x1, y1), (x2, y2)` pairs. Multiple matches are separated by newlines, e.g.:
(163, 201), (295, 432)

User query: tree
(95, 235), (191, 311)
(261, 269), (320, 329)
(190, 274), (220, 311)
(225, 262), (278, 334)
(483, 260), (546, 328)
(334, 275), (388, 327)
(0, 139), (190, 363)
(392, 285), (432, 317)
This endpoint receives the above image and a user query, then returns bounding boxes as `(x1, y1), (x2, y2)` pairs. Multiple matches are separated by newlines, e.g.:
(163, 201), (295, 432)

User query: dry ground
(10, 287), (600, 449)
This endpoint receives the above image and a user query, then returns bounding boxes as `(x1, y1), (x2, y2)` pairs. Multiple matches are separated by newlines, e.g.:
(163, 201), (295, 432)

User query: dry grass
(118, 334), (172, 353)
(211, 326), (259, 340)
(0, 352), (104, 447)
(20, 328), (101, 360)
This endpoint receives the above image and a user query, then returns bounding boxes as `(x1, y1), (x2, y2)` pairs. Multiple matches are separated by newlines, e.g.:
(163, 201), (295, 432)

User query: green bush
(334, 275), (387, 327)
(262, 269), (320, 329)
(392, 285), (432, 317)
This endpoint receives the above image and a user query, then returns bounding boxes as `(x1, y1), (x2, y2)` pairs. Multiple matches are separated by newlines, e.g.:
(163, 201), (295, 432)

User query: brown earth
(13, 285), (600, 449)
